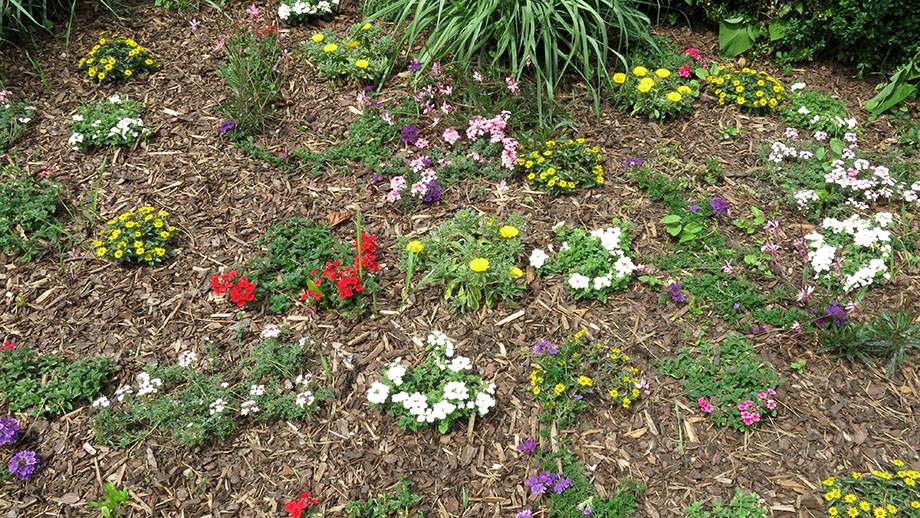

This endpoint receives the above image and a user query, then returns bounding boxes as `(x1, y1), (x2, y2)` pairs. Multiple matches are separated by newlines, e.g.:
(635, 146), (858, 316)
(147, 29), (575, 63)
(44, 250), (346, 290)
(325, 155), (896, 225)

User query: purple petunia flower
(625, 158), (643, 167)
(219, 121), (236, 133)
(422, 181), (442, 203)
(817, 303), (848, 328)
(667, 283), (685, 303)
(516, 438), (537, 454)
(710, 197), (730, 215)
(401, 126), (419, 144)
(0, 419), (20, 446)
(9, 451), (39, 480)
(409, 59), (422, 73)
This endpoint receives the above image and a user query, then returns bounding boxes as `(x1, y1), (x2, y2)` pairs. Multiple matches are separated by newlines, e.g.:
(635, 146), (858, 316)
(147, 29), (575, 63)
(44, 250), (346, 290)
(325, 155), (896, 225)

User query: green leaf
(660, 215), (682, 225)
(666, 225), (682, 237)
(865, 59), (920, 115)
(678, 233), (697, 243)
(744, 254), (758, 265)
(829, 138), (843, 155)
(695, 67), (709, 80)
(815, 147), (826, 160)
(684, 223), (704, 234)
(718, 17), (759, 58)
(768, 20), (787, 41)
(438, 420), (449, 433)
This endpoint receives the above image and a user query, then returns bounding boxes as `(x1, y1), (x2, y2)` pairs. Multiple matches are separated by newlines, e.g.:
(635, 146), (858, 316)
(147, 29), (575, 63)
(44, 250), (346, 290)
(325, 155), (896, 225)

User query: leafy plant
(610, 64), (701, 120)
(865, 56), (920, 116)
(820, 462), (920, 518)
(0, 161), (64, 261)
(345, 480), (421, 517)
(732, 206), (766, 235)
(304, 23), (395, 84)
(705, 65), (786, 113)
(399, 209), (526, 312)
(685, 489), (768, 518)
(77, 32), (160, 83)
(68, 95), (151, 151)
(818, 306), (920, 378)
(0, 89), (36, 151)
(518, 138), (605, 194)
(277, 0), (338, 25)
(92, 206), (176, 266)
(88, 483), (131, 518)
(782, 86), (855, 137)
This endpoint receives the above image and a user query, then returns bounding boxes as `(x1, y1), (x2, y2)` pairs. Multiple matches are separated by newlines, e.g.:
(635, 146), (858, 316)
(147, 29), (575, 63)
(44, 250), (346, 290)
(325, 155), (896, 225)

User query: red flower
(355, 234), (378, 254)
(229, 277), (256, 306)
(210, 270), (239, 295)
(285, 491), (319, 518)
(1, 341), (14, 351)
(298, 491), (319, 505)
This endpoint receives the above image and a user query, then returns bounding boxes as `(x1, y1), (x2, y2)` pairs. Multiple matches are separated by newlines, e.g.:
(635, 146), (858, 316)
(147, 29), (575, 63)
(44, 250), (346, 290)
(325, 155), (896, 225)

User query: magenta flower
(189, 18), (201, 31)
(679, 64), (691, 78)
(246, 3), (261, 18)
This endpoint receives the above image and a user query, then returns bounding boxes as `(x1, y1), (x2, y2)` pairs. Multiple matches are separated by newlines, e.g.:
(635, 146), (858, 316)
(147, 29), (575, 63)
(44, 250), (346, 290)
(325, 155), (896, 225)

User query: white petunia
(529, 248), (549, 268)
(367, 381), (390, 405)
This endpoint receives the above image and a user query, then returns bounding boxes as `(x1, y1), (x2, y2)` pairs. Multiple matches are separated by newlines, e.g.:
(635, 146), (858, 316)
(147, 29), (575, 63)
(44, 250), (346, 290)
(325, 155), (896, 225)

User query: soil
(0, 1), (919, 517)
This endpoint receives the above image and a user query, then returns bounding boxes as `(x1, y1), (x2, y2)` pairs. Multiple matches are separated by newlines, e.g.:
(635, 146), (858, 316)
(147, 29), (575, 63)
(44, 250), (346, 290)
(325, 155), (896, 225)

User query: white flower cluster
(209, 398), (227, 415)
(69, 96), (150, 151)
(261, 323), (282, 339)
(805, 213), (893, 292)
(366, 331), (497, 429)
(136, 372), (163, 396)
(177, 350), (198, 367)
(278, 0), (338, 24)
(107, 116), (145, 141)
(568, 226), (637, 293)
(294, 373), (315, 409)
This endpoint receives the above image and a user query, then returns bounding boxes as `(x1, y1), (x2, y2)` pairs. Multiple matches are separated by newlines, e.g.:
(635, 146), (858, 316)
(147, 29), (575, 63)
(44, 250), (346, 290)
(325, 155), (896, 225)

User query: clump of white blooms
(804, 213), (894, 293)
(277, 0), (338, 25)
(177, 350), (198, 367)
(69, 95), (151, 152)
(366, 331), (496, 433)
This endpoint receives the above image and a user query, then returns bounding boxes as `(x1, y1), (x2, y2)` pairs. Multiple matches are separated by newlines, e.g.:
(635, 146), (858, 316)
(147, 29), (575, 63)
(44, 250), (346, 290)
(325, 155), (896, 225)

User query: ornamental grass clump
(69, 95), (151, 151)
(304, 23), (395, 84)
(820, 462), (920, 518)
(365, 331), (496, 433)
(399, 209), (525, 312)
(610, 65), (700, 120)
(517, 138), (605, 194)
(78, 33), (160, 83)
(93, 207), (176, 266)
(705, 65), (786, 112)
(530, 220), (638, 302)
(526, 331), (648, 427)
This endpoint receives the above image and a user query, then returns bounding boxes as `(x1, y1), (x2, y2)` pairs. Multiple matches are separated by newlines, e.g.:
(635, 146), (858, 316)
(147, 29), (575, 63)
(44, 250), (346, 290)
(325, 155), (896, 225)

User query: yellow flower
(104, 64), (113, 71)
(312, 33), (324, 42)
(527, 173), (535, 180)
(145, 58), (154, 65)
(134, 231), (142, 237)
(500, 225), (519, 238)
(406, 240), (424, 253)
(553, 384), (566, 395)
(92, 240), (103, 247)
(822, 477), (836, 487)
(144, 254), (153, 262)
(845, 495), (857, 504)
(347, 40), (360, 48)
(469, 257), (489, 272)
(154, 248), (166, 256)
(96, 247), (107, 257)
(160, 231), (170, 238)
(510, 266), (523, 279)
(124, 70), (132, 76)
(874, 507), (887, 518)
(610, 389), (619, 398)
(638, 82), (652, 93)
(677, 85), (692, 94)
(860, 502), (871, 512)
(631, 388), (640, 398)
(622, 397), (631, 408)
(577, 376), (593, 387)
(886, 505), (896, 515)
(98, 73), (106, 80)
(525, 160), (534, 169)
(323, 43), (338, 52)
(106, 219), (116, 225)
(117, 241), (126, 248)
(154, 219), (163, 228)
(667, 92), (682, 102)
(114, 250), (123, 258)
(613, 73), (626, 84)
(355, 59), (370, 68)
(133, 241), (143, 248)
(633, 66), (648, 77)
(910, 502), (920, 509)
(546, 167), (556, 175)
(88, 67), (97, 77)
(893, 459), (905, 467)
(533, 386), (541, 395)
(135, 248), (145, 255)
(829, 507), (839, 516)
(737, 96), (746, 105)
(362, 23), (372, 30)
(655, 68), (671, 78)
(846, 507), (859, 518)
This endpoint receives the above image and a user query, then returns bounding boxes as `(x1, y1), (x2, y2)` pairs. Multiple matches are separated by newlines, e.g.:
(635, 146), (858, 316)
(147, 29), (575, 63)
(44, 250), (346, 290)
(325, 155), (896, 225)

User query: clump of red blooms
(301, 234), (379, 303)
(284, 491), (319, 518)
(211, 270), (257, 307)
(2, 341), (14, 351)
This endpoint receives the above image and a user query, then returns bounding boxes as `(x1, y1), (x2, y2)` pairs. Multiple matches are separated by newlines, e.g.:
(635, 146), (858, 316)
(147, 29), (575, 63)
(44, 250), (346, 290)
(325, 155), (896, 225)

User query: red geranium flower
(284, 491), (319, 518)
(229, 277), (257, 306)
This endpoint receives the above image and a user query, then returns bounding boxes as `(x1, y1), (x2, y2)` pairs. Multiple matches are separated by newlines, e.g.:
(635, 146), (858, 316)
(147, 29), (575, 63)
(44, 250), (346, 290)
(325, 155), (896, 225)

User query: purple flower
(625, 158), (643, 167)
(553, 475), (573, 495)
(667, 283), (685, 303)
(409, 59), (422, 73)
(516, 438), (537, 454)
(422, 181), (441, 203)
(710, 198), (730, 215)
(689, 204), (701, 213)
(573, 394), (583, 400)
(0, 419), (21, 446)
(583, 508), (593, 515)
(371, 174), (380, 183)
(219, 121), (236, 133)
(733, 302), (740, 310)
(401, 126), (419, 144)
(516, 511), (533, 518)
(534, 341), (558, 355)
(817, 303), (848, 328)
(9, 451), (39, 480)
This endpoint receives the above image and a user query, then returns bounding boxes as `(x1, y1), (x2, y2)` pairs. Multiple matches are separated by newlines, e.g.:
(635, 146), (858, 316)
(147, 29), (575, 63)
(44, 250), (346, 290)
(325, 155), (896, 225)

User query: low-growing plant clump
(0, 161), (64, 261)
(78, 32), (160, 83)
(69, 95), (151, 151)
(93, 206), (176, 266)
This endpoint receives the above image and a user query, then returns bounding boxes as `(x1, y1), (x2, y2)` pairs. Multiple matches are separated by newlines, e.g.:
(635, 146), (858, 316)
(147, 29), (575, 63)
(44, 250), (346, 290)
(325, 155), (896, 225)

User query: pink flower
(796, 285), (815, 302)
(496, 180), (508, 194)
(472, 70), (483, 82)
(389, 176), (406, 191)
(698, 397), (714, 414)
(246, 3), (261, 18)
(767, 388), (776, 396)
(214, 38), (225, 51)
(415, 138), (429, 149)
(385, 190), (401, 203)
(721, 260), (734, 274)
(442, 128), (461, 145)
(505, 76), (520, 94)
(189, 18), (202, 31)
(766, 400), (776, 410)
(679, 64), (691, 78)
(758, 391), (767, 400)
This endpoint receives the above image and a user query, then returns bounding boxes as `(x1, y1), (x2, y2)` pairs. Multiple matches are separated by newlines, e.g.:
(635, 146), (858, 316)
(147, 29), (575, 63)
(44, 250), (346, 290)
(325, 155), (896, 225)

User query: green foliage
(0, 162), (64, 261)
(703, 156), (724, 183)
(215, 21), (285, 135)
(93, 207), (176, 266)
(865, 57), (920, 116)
(681, 273), (770, 324)
(303, 23), (395, 84)
(631, 164), (687, 205)
(518, 138), (604, 194)
(536, 221), (637, 302)
(91, 331), (331, 447)
(0, 345), (113, 417)
(819, 462), (920, 516)
(658, 334), (784, 431)
(818, 306), (920, 378)
(88, 483), (131, 518)
(243, 218), (344, 313)
(0, 90), (36, 151)
(345, 480), (421, 517)
(660, 213), (706, 245)
(718, 16), (758, 57)
(685, 489), (768, 518)
(399, 209), (526, 312)
(705, 65), (786, 112)
(731, 206), (765, 235)
(152, 0), (200, 11)
(367, 0), (659, 113)
(69, 96), (151, 151)
(526, 332), (646, 427)
(77, 33), (160, 83)
(782, 87), (853, 137)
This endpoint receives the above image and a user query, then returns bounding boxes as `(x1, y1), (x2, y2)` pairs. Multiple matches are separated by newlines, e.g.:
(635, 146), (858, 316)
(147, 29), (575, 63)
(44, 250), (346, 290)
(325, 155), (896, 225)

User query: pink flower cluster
(465, 111), (519, 170)
(737, 388), (777, 426)
(698, 397), (715, 414)
(413, 62), (457, 127)
(680, 48), (709, 78)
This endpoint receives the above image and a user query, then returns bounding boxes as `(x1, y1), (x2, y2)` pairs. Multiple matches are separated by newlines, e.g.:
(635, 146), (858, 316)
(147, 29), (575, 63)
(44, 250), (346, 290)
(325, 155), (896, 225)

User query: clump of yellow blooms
(609, 64), (700, 120)
(305, 22), (395, 83)
(821, 461), (920, 518)
(78, 32), (160, 83)
(705, 65), (785, 112)
(94, 207), (175, 265)
(518, 138), (604, 195)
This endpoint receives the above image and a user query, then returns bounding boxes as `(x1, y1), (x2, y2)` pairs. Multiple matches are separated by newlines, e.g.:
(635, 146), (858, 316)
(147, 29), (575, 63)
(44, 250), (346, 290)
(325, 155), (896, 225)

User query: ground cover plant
(304, 23), (395, 84)
(517, 138), (605, 194)
(610, 64), (700, 120)
(820, 461), (920, 518)
(782, 84), (856, 138)
(705, 65), (786, 112)
(77, 33), (160, 83)
(0, 89), (35, 151)
(277, 0), (338, 26)
(1, 416), (39, 482)
(685, 489), (768, 518)
(0, 159), (64, 261)
(90, 327), (330, 446)
(344, 480), (420, 517)
(93, 206), (176, 266)
(68, 95), (150, 151)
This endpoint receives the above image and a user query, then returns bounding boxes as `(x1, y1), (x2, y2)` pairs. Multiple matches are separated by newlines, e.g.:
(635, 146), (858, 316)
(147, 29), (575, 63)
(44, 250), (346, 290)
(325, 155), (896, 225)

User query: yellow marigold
(577, 376), (593, 386)
(355, 59), (370, 69)
(510, 266), (523, 279)
(677, 85), (692, 94)
(655, 68), (671, 78)
(637, 82), (652, 93)
(612, 72), (626, 84)
(667, 92), (682, 102)
(347, 40), (360, 48)
(406, 240), (424, 253)
(323, 43), (338, 53)
(499, 225), (519, 238)
(312, 33), (324, 42)
(469, 257), (489, 272)
(633, 66), (648, 77)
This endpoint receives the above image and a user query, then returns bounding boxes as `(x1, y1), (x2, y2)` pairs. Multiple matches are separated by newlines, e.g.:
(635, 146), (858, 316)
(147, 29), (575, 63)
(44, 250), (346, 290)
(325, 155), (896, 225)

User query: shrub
(278, 0), (338, 26)
(0, 89), (36, 151)
(399, 209), (526, 312)
(304, 23), (395, 84)
(705, 65), (786, 113)
(610, 65), (700, 120)
(0, 161), (64, 261)
(93, 207), (176, 266)
(517, 138), (604, 194)
(68, 95), (151, 151)
(78, 33), (160, 83)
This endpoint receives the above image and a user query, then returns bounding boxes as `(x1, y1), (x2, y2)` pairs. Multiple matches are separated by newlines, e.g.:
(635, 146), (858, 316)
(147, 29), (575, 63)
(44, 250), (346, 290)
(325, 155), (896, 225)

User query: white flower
(277, 4), (291, 19)
(92, 396), (111, 408)
(108, 94), (122, 104)
(209, 398), (227, 415)
(474, 392), (496, 415)
(430, 400), (456, 421)
(240, 400), (260, 416)
(177, 350), (198, 367)
(790, 82), (806, 91)
(447, 355), (472, 372)
(386, 364), (407, 386)
(367, 381), (390, 404)
(568, 273), (590, 290)
(260, 323), (282, 338)
(115, 385), (133, 402)
(797, 106), (810, 115)
(295, 390), (315, 408)
(593, 275), (612, 291)
(529, 248), (548, 268)
(443, 381), (470, 401)
(249, 384), (265, 396)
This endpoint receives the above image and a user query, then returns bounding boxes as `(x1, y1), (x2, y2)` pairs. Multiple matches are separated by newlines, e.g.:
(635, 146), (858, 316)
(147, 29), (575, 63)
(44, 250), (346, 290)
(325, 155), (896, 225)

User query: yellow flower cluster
(94, 206), (175, 265)
(821, 461), (920, 518)
(307, 22), (392, 82)
(610, 65), (699, 120)
(78, 32), (160, 83)
(706, 66), (785, 111)
(518, 138), (604, 195)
